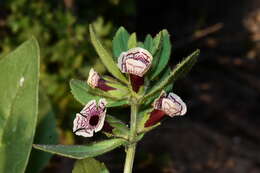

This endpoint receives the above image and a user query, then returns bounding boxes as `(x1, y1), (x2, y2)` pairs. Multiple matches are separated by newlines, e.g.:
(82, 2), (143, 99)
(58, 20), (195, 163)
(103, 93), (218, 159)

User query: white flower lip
(153, 91), (187, 117)
(73, 99), (107, 137)
(118, 47), (153, 77)
(87, 68), (100, 88)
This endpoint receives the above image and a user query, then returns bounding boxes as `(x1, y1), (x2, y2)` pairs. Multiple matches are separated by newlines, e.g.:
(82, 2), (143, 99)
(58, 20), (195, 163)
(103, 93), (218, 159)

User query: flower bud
(87, 68), (116, 91)
(117, 47), (153, 77)
(145, 91), (187, 127)
(73, 99), (107, 137)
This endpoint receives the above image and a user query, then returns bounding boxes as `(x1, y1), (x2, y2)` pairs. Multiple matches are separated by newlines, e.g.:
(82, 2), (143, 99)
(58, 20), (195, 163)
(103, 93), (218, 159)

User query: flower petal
(73, 99), (108, 137)
(118, 47), (153, 77)
(152, 91), (187, 117)
(73, 113), (94, 137)
(167, 92), (187, 116)
(95, 99), (107, 132)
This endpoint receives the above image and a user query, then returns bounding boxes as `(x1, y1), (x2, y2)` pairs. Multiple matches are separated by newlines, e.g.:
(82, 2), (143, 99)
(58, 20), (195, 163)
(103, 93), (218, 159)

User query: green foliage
(143, 49), (200, 102)
(0, 1), (136, 139)
(34, 138), (126, 159)
(150, 30), (171, 80)
(70, 79), (128, 107)
(90, 25), (128, 84)
(0, 38), (39, 173)
(106, 115), (130, 138)
(144, 34), (153, 52)
(32, 24), (199, 173)
(128, 33), (137, 49)
(73, 158), (109, 173)
(26, 88), (58, 173)
(112, 27), (130, 59)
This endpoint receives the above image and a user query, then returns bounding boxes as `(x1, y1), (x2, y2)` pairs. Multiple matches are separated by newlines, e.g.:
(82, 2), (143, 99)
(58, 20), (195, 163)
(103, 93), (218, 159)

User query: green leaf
(33, 138), (126, 159)
(145, 67), (173, 106)
(127, 33), (137, 49)
(150, 30), (171, 80)
(144, 34), (153, 52)
(143, 49), (200, 102)
(73, 158), (109, 173)
(106, 115), (129, 138)
(137, 108), (152, 132)
(26, 87), (58, 173)
(147, 32), (162, 77)
(70, 79), (128, 107)
(112, 26), (130, 58)
(151, 32), (162, 55)
(0, 38), (40, 173)
(89, 25), (128, 84)
(137, 42), (144, 48)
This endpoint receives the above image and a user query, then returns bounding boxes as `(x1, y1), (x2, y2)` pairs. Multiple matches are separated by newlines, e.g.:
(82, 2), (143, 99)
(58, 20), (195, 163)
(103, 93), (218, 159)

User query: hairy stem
(123, 102), (138, 173)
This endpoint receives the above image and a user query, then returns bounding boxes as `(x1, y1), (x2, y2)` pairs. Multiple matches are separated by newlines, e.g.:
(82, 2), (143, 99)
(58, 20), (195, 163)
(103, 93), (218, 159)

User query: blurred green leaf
(89, 25), (128, 84)
(128, 33), (137, 49)
(26, 87), (58, 173)
(73, 158), (109, 173)
(0, 38), (39, 173)
(112, 26), (130, 58)
(144, 34), (153, 52)
(137, 42), (144, 48)
(150, 30), (171, 80)
(70, 79), (128, 107)
(34, 138), (126, 159)
(143, 49), (200, 102)
(106, 115), (129, 138)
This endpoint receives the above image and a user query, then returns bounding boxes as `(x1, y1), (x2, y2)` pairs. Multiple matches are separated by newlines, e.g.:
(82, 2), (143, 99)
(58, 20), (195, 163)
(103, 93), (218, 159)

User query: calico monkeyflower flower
(118, 47), (153, 92)
(87, 68), (116, 91)
(73, 99), (107, 137)
(145, 91), (187, 127)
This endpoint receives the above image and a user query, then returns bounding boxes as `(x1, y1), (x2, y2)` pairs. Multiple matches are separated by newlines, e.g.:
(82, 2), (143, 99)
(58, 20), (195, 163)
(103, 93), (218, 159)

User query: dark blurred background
(1, 0), (260, 172)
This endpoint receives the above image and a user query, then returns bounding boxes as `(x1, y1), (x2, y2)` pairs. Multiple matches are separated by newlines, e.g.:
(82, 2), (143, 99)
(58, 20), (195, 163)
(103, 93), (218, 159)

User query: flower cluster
(73, 47), (187, 137)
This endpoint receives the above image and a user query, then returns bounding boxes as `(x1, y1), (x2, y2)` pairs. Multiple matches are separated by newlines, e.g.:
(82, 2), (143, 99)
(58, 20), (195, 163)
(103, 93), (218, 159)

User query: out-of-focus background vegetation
(1, 0), (260, 172)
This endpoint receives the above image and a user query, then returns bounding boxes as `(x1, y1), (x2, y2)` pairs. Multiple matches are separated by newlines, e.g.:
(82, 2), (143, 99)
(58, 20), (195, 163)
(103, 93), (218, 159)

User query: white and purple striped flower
(118, 47), (153, 77)
(145, 91), (187, 127)
(73, 99), (107, 137)
(87, 68), (116, 91)
(117, 47), (153, 92)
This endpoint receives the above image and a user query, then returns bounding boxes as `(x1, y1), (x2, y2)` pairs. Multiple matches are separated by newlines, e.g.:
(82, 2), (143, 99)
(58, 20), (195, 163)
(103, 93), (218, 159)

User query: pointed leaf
(0, 38), (40, 173)
(70, 79), (128, 107)
(33, 138), (126, 159)
(127, 33), (137, 49)
(73, 158), (109, 173)
(150, 30), (171, 80)
(144, 34), (153, 52)
(112, 26), (130, 58)
(143, 49), (200, 102)
(151, 32), (162, 55)
(89, 25), (128, 84)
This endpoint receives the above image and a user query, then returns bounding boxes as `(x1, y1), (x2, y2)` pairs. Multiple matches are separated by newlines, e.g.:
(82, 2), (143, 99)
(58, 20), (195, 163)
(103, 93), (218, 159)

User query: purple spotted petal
(73, 99), (107, 137)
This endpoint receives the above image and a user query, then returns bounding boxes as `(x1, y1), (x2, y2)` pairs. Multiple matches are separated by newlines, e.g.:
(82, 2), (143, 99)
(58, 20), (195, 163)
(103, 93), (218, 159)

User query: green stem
(123, 102), (138, 173)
